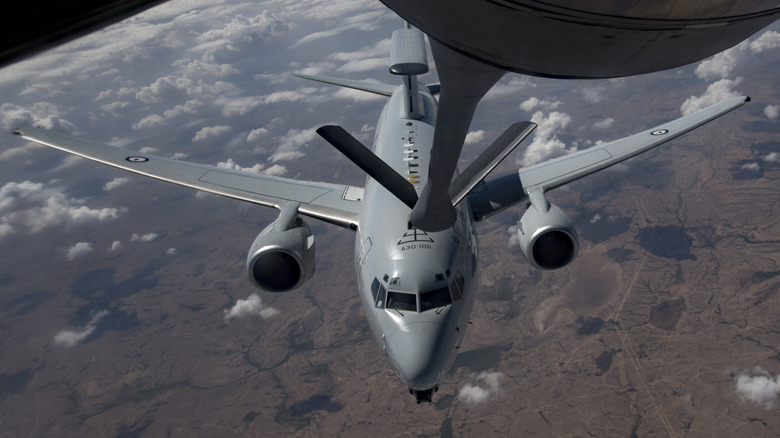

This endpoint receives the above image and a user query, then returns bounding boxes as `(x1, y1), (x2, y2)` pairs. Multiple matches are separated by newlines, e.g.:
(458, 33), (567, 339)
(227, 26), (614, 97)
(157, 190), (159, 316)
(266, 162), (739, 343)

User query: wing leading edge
(13, 128), (362, 230)
(469, 96), (750, 221)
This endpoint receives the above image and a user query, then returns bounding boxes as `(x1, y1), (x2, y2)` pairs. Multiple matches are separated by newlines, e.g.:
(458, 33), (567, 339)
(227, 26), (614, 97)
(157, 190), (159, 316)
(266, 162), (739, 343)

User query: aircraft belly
(381, 0), (780, 78)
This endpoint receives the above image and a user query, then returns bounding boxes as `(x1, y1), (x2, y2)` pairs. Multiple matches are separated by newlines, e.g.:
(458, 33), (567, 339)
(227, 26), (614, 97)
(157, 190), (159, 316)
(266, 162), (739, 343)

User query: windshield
(420, 286), (452, 312)
(386, 291), (417, 312)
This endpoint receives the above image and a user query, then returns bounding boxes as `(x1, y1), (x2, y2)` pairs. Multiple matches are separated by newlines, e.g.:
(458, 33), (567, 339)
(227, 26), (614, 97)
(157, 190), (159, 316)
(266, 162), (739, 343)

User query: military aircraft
(14, 24), (750, 402)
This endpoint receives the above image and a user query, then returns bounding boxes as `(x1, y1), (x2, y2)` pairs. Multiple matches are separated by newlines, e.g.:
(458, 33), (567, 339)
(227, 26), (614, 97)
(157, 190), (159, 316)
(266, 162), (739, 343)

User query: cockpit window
(386, 291), (417, 312)
(372, 278), (386, 308)
(420, 286), (452, 312)
(450, 270), (465, 301)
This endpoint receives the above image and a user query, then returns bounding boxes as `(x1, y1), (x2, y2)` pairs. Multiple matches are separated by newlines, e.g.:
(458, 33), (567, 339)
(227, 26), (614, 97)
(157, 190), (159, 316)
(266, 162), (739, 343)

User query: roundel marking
(650, 129), (669, 136)
(125, 156), (149, 162)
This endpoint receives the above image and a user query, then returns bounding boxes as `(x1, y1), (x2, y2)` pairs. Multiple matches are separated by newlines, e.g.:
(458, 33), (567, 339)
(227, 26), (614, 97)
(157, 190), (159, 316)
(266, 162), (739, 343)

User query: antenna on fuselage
(389, 25), (429, 120)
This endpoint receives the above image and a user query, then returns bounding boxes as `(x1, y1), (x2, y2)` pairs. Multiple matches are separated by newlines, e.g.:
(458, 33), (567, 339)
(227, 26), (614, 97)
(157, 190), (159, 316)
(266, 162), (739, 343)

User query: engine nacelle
(247, 207), (315, 292)
(517, 202), (579, 270)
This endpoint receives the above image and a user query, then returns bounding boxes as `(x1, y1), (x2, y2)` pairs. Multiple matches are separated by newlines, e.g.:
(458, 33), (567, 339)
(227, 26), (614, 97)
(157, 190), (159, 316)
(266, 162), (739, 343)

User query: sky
(0, 0), (779, 434)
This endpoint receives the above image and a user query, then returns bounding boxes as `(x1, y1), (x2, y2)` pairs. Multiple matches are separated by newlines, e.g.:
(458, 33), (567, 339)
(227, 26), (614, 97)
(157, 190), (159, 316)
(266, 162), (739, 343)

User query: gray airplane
(13, 26), (749, 403)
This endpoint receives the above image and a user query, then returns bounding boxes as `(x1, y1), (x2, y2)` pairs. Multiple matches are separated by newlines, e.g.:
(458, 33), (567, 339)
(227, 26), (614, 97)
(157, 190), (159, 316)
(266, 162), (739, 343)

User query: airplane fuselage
(355, 84), (478, 394)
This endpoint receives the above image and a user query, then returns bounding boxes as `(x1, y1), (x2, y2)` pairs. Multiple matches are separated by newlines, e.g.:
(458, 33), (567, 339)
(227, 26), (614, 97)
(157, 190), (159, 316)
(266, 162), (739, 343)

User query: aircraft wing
(469, 95), (750, 221)
(13, 128), (362, 229)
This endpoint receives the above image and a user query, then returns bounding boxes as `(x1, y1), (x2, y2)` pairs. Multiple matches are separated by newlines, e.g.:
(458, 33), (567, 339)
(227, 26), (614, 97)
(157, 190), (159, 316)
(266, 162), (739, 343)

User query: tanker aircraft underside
(13, 24), (750, 403)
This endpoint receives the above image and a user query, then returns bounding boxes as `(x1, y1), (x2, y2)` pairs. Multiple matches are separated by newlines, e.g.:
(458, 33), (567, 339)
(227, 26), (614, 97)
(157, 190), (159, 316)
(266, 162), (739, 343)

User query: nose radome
(386, 322), (448, 390)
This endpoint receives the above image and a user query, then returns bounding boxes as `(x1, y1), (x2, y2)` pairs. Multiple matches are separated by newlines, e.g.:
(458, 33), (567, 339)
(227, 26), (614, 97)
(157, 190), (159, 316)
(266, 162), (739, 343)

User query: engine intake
(517, 201), (579, 270)
(247, 205), (315, 292)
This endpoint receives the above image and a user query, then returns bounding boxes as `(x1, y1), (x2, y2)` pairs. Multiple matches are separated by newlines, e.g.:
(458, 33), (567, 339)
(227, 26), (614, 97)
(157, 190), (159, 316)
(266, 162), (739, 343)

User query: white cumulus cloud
(465, 130), (486, 145)
(131, 232), (158, 242)
(695, 42), (748, 81)
(519, 97), (561, 112)
(103, 177), (130, 191)
(749, 30), (780, 54)
(0, 181), (124, 238)
(680, 78), (742, 116)
(193, 125), (231, 142)
(458, 371), (505, 404)
(763, 152), (780, 163)
(65, 242), (93, 260)
(270, 127), (319, 162)
(224, 293), (279, 322)
(735, 366), (780, 409)
(518, 111), (574, 167)
(53, 310), (109, 347)
(764, 105), (779, 120)
(594, 117), (615, 129)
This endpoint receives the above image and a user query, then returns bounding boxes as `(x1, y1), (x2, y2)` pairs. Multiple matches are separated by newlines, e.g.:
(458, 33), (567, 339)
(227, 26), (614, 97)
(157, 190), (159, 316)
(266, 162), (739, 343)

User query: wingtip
(745, 96), (751, 103)
(12, 129), (22, 136)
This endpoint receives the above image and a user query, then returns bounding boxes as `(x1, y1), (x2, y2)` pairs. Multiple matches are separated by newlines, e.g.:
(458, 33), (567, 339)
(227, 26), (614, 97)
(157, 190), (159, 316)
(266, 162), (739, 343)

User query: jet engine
(246, 204), (315, 292)
(517, 193), (579, 270)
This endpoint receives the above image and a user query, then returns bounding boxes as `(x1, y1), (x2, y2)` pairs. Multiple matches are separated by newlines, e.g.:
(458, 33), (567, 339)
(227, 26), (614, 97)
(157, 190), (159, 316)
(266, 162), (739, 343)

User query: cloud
(166, 248), (178, 256)
(99, 101), (131, 113)
(329, 39), (392, 73)
(764, 105), (779, 120)
(518, 111), (574, 167)
(247, 127), (269, 142)
(694, 30), (780, 81)
(66, 242), (93, 260)
(749, 30), (780, 54)
(594, 117), (615, 129)
(131, 232), (158, 242)
(742, 162), (760, 170)
(507, 225), (519, 247)
(290, 5), (392, 47)
(132, 115), (166, 130)
(0, 141), (45, 162)
(53, 309), (109, 347)
(132, 99), (206, 129)
(484, 76), (535, 100)
(224, 293), (279, 322)
(680, 78), (742, 116)
(465, 130), (486, 145)
(519, 97), (561, 112)
(695, 42), (748, 81)
(217, 158), (265, 174)
(580, 84), (607, 103)
(763, 152), (780, 163)
(103, 177), (130, 191)
(218, 88), (324, 117)
(735, 366), (780, 409)
(193, 125), (231, 142)
(0, 181), (124, 238)
(108, 241), (122, 252)
(270, 127), (319, 162)
(135, 76), (193, 104)
(458, 371), (505, 404)
(262, 164), (287, 176)
(217, 158), (286, 175)
(0, 102), (76, 132)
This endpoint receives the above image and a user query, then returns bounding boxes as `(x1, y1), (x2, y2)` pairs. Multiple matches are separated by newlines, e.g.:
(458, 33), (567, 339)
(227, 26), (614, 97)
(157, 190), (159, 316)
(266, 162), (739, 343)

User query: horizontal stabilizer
(449, 121), (536, 205)
(294, 74), (396, 97)
(317, 125), (418, 209)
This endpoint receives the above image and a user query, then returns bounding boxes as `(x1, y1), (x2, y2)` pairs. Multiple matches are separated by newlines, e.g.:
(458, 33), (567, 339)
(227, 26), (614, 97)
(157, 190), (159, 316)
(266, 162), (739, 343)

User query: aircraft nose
(386, 322), (449, 390)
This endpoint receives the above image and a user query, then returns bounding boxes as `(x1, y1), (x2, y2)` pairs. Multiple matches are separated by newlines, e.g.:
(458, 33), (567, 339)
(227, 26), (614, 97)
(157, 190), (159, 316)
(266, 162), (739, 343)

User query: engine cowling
(517, 203), (579, 270)
(246, 215), (315, 292)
